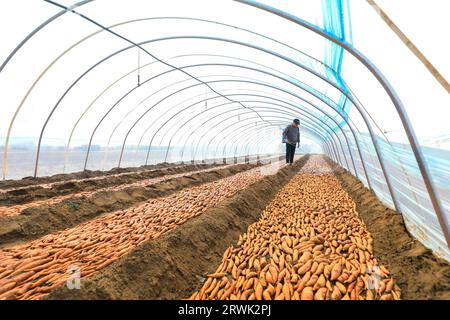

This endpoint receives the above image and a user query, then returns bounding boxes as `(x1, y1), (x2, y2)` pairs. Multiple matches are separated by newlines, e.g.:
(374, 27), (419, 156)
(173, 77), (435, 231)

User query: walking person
(282, 119), (300, 164)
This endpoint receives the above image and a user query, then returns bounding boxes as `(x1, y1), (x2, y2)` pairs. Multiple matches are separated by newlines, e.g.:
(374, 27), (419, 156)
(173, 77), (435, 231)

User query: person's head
(293, 118), (300, 128)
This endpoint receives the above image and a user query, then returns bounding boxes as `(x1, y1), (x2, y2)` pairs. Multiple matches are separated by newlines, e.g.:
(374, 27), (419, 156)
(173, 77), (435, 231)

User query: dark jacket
(283, 124), (300, 146)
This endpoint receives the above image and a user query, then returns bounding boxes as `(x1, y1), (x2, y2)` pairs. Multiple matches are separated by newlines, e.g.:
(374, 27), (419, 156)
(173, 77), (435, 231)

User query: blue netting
(321, 0), (352, 128)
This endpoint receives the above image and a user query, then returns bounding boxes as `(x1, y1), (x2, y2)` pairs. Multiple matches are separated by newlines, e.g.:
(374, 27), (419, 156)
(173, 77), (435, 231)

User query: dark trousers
(286, 143), (296, 163)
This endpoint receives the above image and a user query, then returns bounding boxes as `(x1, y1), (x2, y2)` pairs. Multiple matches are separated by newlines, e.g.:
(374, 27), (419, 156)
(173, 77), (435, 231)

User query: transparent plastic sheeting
(0, 0), (449, 261)
(329, 131), (450, 261)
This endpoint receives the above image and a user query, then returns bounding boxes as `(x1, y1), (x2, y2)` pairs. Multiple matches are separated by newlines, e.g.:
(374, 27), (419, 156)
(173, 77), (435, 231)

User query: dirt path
(188, 156), (400, 300)
(330, 158), (450, 300)
(0, 163), (257, 247)
(0, 160), (287, 300)
(46, 156), (309, 300)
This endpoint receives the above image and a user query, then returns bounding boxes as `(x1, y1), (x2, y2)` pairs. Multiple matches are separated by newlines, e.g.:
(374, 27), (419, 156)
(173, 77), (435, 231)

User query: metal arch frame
(10, 10), (415, 234)
(81, 58), (221, 171)
(176, 94), (278, 162)
(181, 105), (337, 164)
(157, 95), (353, 173)
(167, 94), (344, 165)
(115, 74), (349, 170)
(113, 63), (364, 181)
(232, 122), (344, 167)
(41, 5), (273, 135)
(106, 74), (256, 170)
(174, 87), (351, 160)
(217, 119), (333, 164)
(324, 141), (339, 164)
(221, 108), (344, 166)
(134, 75), (366, 185)
(67, 54), (207, 172)
(236, 0), (449, 251)
(241, 125), (324, 161)
(196, 107), (343, 166)
(174, 96), (282, 161)
(30, 37), (279, 180)
(85, 73), (280, 170)
(242, 130), (286, 162)
(204, 114), (334, 162)
(325, 144), (335, 162)
(145, 93), (352, 174)
(328, 132), (356, 170)
(0, 0), (94, 180)
(321, 138), (335, 163)
(3, 13), (355, 179)
(122, 70), (358, 172)
(323, 136), (340, 165)
(310, 131), (340, 162)
(214, 112), (343, 165)
(173, 87), (352, 169)
(138, 36), (395, 207)
(20, 34), (379, 209)
(32, 35), (386, 200)
(211, 120), (317, 161)
(0, 0), (93, 74)
(6, 5), (442, 242)
(70, 52), (370, 170)
(0, 9), (347, 176)
(2, 12), (346, 153)
(307, 128), (343, 166)
(131, 79), (259, 162)
(232, 119), (338, 162)
(136, 67), (357, 174)
(244, 134), (274, 161)
(324, 144), (331, 160)
(75, 53), (350, 171)
(100, 76), (277, 168)
(147, 77), (359, 174)
(313, 132), (340, 162)
(27, 35), (380, 190)
(329, 141), (341, 165)
(325, 146), (332, 161)
(324, 134), (341, 164)
(323, 142), (332, 161)
(4, 10), (398, 224)
(236, 126), (321, 166)
(325, 144), (332, 160)
(231, 127), (276, 161)
(242, 129), (282, 160)
(125, 50), (358, 155)
(146, 36), (396, 208)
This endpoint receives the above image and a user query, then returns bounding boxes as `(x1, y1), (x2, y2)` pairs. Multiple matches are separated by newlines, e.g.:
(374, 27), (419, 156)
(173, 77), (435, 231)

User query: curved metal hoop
(235, 0), (449, 247)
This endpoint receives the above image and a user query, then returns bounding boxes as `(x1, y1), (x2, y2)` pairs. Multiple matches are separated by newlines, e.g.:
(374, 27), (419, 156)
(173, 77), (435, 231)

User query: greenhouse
(0, 0), (449, 301)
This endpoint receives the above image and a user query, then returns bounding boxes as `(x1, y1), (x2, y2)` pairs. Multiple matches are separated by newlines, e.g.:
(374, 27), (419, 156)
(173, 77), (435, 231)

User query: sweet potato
(187, 157), (400, 301)
(300, 287), (314, 300)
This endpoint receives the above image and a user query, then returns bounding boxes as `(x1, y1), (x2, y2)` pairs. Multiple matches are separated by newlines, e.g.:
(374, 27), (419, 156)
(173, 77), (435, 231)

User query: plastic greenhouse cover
(0, 0), (449, 261)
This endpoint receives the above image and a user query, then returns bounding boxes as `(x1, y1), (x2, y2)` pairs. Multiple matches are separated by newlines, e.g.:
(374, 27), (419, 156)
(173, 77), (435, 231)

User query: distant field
(0, 148), (277, 180)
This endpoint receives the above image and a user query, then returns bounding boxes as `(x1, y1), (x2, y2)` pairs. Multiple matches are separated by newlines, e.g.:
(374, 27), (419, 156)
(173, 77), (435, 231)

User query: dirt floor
(329, 158), (450, 300)
(10, 153), (447, 300)
(46, 155), (310, 299)
(0, 163), (222, 206)
(0, 163), (257, 248)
